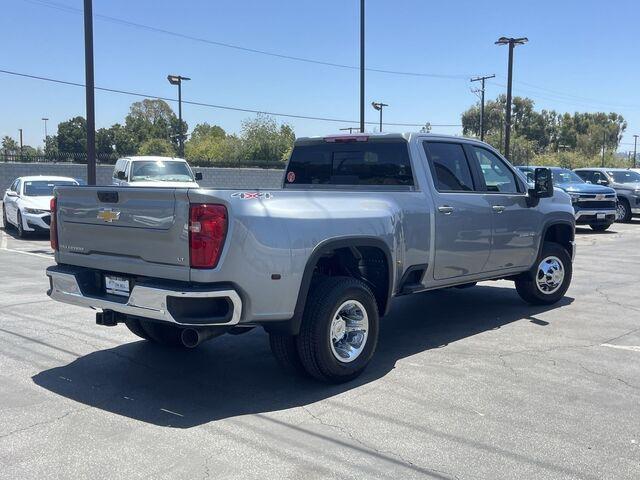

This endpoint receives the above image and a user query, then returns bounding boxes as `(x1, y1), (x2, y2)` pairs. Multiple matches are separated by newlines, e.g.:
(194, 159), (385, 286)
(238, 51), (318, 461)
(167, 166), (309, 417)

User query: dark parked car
(574, 168), (640, 223)
(518, 166), (617, 231)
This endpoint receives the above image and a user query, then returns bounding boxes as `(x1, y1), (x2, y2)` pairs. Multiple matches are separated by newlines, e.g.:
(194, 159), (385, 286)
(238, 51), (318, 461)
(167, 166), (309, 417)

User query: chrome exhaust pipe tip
(181, 328), (202, 348)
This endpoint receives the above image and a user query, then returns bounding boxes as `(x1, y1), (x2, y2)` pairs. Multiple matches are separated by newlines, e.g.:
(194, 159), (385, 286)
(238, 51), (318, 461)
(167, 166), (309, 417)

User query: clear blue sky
(2, 0), (639, 152)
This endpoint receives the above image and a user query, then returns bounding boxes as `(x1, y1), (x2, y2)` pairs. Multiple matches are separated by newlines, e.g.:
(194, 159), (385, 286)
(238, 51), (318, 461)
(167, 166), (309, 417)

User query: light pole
(633, 134), (638, 168)
(360, 0), (365, 133)
(167, 74), (190, 157)
(470, 74), (495, 141)
(42, 117), (49, 147)
(371, 102), (388, 132)
(84, 0), (96, 185)
(495, 36), (527, 160)
(18, 128), (23, 161)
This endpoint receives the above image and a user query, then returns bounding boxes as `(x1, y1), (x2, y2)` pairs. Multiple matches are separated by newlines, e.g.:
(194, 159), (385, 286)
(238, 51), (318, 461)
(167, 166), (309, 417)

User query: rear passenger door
(423, 141), (492, 280)
(465, 145), (540, 271)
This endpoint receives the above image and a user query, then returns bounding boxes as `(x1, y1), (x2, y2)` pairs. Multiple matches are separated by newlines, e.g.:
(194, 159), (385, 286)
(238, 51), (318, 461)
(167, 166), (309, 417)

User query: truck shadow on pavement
(33, 285), (573, 428)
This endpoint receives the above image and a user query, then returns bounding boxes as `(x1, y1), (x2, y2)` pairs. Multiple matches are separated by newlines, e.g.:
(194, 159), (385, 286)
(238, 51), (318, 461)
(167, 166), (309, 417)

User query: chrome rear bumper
(47, 267), (242, 327)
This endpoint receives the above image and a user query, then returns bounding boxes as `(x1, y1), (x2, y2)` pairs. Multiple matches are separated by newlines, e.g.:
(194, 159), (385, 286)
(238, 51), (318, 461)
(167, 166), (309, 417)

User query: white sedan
(2, 176), (79, 237)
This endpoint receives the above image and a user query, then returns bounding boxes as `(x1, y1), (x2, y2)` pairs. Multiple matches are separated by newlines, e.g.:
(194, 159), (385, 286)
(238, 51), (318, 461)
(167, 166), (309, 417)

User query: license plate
(105, 275), (130, 297)
(597, 213), (605, 220)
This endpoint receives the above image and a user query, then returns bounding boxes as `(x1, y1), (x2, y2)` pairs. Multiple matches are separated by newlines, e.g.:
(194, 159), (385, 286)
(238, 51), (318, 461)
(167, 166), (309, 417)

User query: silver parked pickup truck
(46, 133), (576, 383)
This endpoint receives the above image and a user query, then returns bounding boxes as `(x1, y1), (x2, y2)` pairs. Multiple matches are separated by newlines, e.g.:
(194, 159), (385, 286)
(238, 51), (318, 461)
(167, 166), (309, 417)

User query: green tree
(44, 135), (58, 157)
(239, 114), (295, 163)
(1, 136), (19, 154)
(124, 99), (182, 152)
(138, 138), (175, 156)
(57, 116), (87, 154)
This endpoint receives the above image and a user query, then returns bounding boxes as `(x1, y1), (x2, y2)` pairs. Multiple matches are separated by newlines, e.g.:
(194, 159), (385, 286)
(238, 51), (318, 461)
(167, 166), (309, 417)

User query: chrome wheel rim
(535, 256), (564, 295)
(616, 202), (626, 221)
(329, 300), (369, 363)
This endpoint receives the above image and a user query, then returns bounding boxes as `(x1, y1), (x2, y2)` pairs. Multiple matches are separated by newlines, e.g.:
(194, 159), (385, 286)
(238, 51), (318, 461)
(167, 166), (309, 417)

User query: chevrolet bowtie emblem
(97, 209), (121, 223)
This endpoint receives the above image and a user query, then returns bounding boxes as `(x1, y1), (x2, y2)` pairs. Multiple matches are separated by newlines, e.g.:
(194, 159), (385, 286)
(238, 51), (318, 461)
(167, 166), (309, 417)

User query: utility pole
(359, 0), (365, 133)
(495, 37), (527, 160)
(83, 0), (96, 185)
(634, 134), (638, 168)
(371, 102), (388, 132)
(470, 74), (495, 141)
(18, 128), (23, 162)
(601, 130), (606, 167)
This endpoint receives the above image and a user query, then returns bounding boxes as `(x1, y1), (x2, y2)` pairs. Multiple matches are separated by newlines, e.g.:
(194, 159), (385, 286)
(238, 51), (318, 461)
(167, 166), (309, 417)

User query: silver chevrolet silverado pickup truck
(46, 133), (576, 383)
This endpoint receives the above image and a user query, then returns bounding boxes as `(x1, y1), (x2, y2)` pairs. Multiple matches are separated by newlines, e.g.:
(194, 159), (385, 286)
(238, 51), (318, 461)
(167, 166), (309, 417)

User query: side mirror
(5, 190), (17, 197)
(529, 167), (554, 199)
(116, 171), (127, 180)
(194, 172), (203, 181)
(597, 179), (609, 186)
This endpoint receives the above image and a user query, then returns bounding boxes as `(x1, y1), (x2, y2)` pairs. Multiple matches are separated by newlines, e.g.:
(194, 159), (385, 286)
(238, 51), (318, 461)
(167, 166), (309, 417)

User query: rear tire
(124, 317), (153, 341)
(515, 242), (572, 305)
(296, 276), (379, 383)
(616, 199), (632, 223)
(269, 332), (307, 376)
(139, 320), (186, 347)
(589, 222), (612, 232)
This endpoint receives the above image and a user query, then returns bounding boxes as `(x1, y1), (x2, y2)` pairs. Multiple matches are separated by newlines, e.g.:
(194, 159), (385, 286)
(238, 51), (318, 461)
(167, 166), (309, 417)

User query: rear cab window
(284, 137), (414, 188)
(422, 142), (475, 192)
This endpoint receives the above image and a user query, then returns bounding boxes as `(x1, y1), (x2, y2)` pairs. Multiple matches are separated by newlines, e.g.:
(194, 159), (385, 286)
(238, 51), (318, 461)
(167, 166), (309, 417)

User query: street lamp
(167, 74), (191, 157)
(495, 36), (528, 160)
(42, 117), (49, 147)
(371, 102), (388, 132)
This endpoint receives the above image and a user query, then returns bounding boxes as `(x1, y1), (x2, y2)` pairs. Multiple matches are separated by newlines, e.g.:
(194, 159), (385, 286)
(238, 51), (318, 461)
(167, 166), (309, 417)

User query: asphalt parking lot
(1, 210), (639, 480)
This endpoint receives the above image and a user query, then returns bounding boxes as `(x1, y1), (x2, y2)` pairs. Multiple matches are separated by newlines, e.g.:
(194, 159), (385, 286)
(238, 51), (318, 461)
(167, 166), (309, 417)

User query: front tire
(590, 222), (612, 232)
(16, 211), (26, 238)
(616, 199), (632, 223)
(1, 206), (10, 230)
(515, 242), (572, 305)
(296, 276), (379, 383)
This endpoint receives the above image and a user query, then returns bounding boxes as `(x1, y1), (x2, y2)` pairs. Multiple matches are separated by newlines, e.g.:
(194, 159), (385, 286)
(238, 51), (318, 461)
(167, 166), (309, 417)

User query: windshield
(551, 169), (584, 184)
(607, 170), (640, 183)
(23, 180), (77, 196)
(130, 161), (194, 182)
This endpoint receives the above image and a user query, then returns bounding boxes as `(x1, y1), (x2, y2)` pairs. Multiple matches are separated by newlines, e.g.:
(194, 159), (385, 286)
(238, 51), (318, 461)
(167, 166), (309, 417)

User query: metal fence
(1, 153), (285, 169)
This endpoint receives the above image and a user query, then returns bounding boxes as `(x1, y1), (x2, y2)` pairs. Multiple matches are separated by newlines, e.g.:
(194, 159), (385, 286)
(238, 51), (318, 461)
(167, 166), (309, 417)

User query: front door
(423, 141), (493, 280)
(465, 145), (540, 270)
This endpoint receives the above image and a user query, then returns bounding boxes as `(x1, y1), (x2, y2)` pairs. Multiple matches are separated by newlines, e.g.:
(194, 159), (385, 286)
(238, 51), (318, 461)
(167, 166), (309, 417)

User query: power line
(0, 68), (461, 128)
(20, 0), (471, 80)
(20, 0), (636, 110)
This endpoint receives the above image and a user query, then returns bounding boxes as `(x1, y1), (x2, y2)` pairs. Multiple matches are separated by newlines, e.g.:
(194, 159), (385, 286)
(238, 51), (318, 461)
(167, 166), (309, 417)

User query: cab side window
(113, 160), (126, 180)
(470, 146), (520, 193)
(575, 171), (592, 182)
(592, 171), (609, 185)
(9, 180), (19, 192)
(423, 142), (475, 192)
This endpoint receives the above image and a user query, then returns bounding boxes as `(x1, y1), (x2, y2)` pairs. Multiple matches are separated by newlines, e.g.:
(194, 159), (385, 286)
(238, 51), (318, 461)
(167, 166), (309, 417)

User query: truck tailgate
(55, 186), (191, 281)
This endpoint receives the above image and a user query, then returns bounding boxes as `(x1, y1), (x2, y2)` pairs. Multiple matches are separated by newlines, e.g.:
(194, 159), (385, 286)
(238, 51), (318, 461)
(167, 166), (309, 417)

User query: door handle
(492, 205), (506, 213)
(437, 205), (454, 215)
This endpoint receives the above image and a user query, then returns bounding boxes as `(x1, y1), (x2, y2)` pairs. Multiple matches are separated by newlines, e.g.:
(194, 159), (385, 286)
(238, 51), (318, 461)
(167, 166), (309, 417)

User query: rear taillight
(189, 204), (227, 268)
(50, 197), (58, 251)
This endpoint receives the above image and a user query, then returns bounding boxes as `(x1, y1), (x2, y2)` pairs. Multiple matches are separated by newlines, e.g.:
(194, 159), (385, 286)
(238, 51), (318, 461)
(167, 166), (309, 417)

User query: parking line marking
(160, 408), (184, 417)
(0, 247), (52, 260)
(601, 344), (640, 353)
